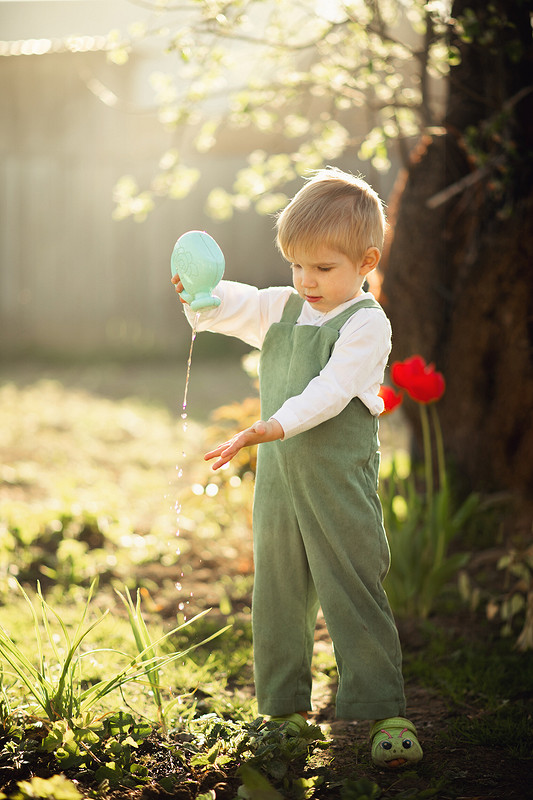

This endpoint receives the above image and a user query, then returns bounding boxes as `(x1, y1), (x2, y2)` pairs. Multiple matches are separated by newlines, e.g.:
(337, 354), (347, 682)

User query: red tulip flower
(391, 355), (445, 404)
(379, 385), (403, 415)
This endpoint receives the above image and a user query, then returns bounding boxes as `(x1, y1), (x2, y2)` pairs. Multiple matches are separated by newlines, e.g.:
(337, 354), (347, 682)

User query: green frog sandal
(370, 717), (423, 769)
(269, 712), (309, 736)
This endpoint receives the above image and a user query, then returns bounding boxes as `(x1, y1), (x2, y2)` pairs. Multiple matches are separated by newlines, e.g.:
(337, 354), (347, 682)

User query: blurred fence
(0, 46), (291, 358)
(0, 42), (396, 359)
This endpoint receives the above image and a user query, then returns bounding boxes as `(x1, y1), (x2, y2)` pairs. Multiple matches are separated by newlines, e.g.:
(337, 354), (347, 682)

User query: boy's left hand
(204, 419), (284, 470)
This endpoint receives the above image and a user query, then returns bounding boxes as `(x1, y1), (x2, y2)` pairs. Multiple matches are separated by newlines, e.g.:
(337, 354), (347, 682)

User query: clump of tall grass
(0, 578), (228, 729)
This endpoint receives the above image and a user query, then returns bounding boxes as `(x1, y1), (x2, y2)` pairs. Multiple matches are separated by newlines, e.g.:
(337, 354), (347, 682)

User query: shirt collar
(299, 292), (373, 325)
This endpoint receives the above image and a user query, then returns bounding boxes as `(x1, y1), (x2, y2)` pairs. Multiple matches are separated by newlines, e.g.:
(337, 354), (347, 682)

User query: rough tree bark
(381, 0), (533, 518)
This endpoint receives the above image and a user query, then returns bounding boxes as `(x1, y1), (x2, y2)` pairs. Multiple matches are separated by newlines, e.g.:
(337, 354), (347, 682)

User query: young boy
(172, 168), (423, 769)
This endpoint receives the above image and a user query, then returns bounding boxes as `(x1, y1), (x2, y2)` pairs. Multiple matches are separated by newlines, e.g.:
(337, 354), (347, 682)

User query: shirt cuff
(270, 409), (302, 440)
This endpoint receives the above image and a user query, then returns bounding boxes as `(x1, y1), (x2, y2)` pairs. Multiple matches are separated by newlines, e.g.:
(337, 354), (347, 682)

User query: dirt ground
(307, 634), (532, 800)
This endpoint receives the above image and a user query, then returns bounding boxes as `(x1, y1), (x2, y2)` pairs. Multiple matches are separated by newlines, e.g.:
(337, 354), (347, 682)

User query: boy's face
(290, 244), (377, 314)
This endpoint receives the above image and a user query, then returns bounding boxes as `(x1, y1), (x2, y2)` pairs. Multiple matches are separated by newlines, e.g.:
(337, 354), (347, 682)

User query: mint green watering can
(171, 230), (225, 311)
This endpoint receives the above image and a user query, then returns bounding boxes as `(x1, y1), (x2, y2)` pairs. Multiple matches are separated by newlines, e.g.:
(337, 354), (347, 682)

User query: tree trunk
(381, 0), (533, 517)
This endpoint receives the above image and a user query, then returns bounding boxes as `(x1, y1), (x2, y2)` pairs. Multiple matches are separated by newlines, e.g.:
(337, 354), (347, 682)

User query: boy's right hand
(171, 273), (187, 303)
(204, 419), (284, 471)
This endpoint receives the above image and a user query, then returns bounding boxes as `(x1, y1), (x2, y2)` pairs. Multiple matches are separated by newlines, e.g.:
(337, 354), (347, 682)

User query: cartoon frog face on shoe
(378, 728), (416, 759)
(370, 718), (423, 769)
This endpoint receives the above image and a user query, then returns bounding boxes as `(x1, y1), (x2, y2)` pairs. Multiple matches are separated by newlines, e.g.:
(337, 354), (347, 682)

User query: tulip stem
(419, 403), (433, 506)
(430, 403), (447, 491)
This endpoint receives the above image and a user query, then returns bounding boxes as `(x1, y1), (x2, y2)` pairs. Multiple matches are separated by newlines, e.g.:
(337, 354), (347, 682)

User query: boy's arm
(204, 418), (284, 471)
(172, 275), (293, 349)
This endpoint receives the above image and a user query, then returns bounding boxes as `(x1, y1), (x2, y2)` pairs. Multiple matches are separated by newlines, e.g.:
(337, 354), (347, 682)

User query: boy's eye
(318, 266), (332, 272)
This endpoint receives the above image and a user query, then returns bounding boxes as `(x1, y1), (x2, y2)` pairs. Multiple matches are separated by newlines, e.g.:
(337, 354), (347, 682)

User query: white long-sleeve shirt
(183, 280), (391, 439)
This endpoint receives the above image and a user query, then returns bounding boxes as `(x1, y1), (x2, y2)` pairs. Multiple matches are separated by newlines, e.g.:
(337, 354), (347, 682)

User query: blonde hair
(276, 167), (386, 264)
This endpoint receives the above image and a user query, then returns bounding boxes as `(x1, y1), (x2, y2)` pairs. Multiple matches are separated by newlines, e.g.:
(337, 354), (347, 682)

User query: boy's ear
(359, 246), (381, 276)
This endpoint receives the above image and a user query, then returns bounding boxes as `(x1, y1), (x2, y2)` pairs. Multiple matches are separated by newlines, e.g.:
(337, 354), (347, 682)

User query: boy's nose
(301, 271), (317, 287)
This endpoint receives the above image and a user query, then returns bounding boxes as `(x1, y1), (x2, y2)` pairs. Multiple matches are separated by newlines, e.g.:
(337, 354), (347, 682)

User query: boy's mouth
(305, 295), (322, 303)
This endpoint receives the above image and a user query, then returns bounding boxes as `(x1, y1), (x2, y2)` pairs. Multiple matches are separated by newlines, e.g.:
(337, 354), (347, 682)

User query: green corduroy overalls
(252, 292), (406, 720)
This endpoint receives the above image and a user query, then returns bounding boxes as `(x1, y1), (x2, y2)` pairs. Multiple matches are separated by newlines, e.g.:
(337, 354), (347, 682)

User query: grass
(406, 626), (533, 709)
(0, 358), (531, 799)
(403, 621), (533, 756)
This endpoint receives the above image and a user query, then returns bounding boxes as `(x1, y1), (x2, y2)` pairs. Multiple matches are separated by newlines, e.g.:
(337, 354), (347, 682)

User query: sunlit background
(0, 0), (427, 363)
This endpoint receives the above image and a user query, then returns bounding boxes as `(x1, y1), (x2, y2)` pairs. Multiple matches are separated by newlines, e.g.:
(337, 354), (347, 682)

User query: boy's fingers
(204, 438), (236, 461)
(171, 275), (185, 294)
(204, 422), (269, 469)
(205, 437), (245, 469)
(204, 446), (227, 461)
(209, 447), (235, 470)
(204, 423), (266, 462)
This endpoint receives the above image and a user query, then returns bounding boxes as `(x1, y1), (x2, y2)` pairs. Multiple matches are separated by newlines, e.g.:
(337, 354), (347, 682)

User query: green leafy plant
(237, 764), (284, 799)
(5, 774), (82, 800)
(485, 545), (533, 650)
(186, 713), (325, 797)
(380, 461), (477, 619)
(39, 712), (153, 786)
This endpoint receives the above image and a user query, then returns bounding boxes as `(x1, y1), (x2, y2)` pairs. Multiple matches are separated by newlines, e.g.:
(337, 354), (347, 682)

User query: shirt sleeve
(271, 308), (392, 439)
(182, 280), (294, 349)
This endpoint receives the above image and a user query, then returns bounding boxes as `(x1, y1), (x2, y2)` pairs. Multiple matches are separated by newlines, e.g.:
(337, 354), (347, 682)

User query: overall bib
(252, 293), (406, 720)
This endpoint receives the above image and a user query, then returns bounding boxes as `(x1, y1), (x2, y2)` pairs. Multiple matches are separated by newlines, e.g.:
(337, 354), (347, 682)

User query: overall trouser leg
(295, 478), (405, 720)
(252, 454), (320, 716)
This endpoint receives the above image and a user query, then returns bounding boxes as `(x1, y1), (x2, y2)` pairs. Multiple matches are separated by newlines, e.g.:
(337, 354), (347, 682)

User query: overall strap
(280, 292), (305, 323)
(323, 297), (382, 332)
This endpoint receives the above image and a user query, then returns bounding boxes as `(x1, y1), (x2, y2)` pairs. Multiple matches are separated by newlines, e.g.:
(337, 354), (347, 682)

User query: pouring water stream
(169, 230), (225, 619)
(180, 313), (200, 427)
(173, 313), (200, 615)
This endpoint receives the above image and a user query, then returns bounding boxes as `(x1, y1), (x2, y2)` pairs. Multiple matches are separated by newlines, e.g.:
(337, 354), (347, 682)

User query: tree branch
(426, 155), (505, 209)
